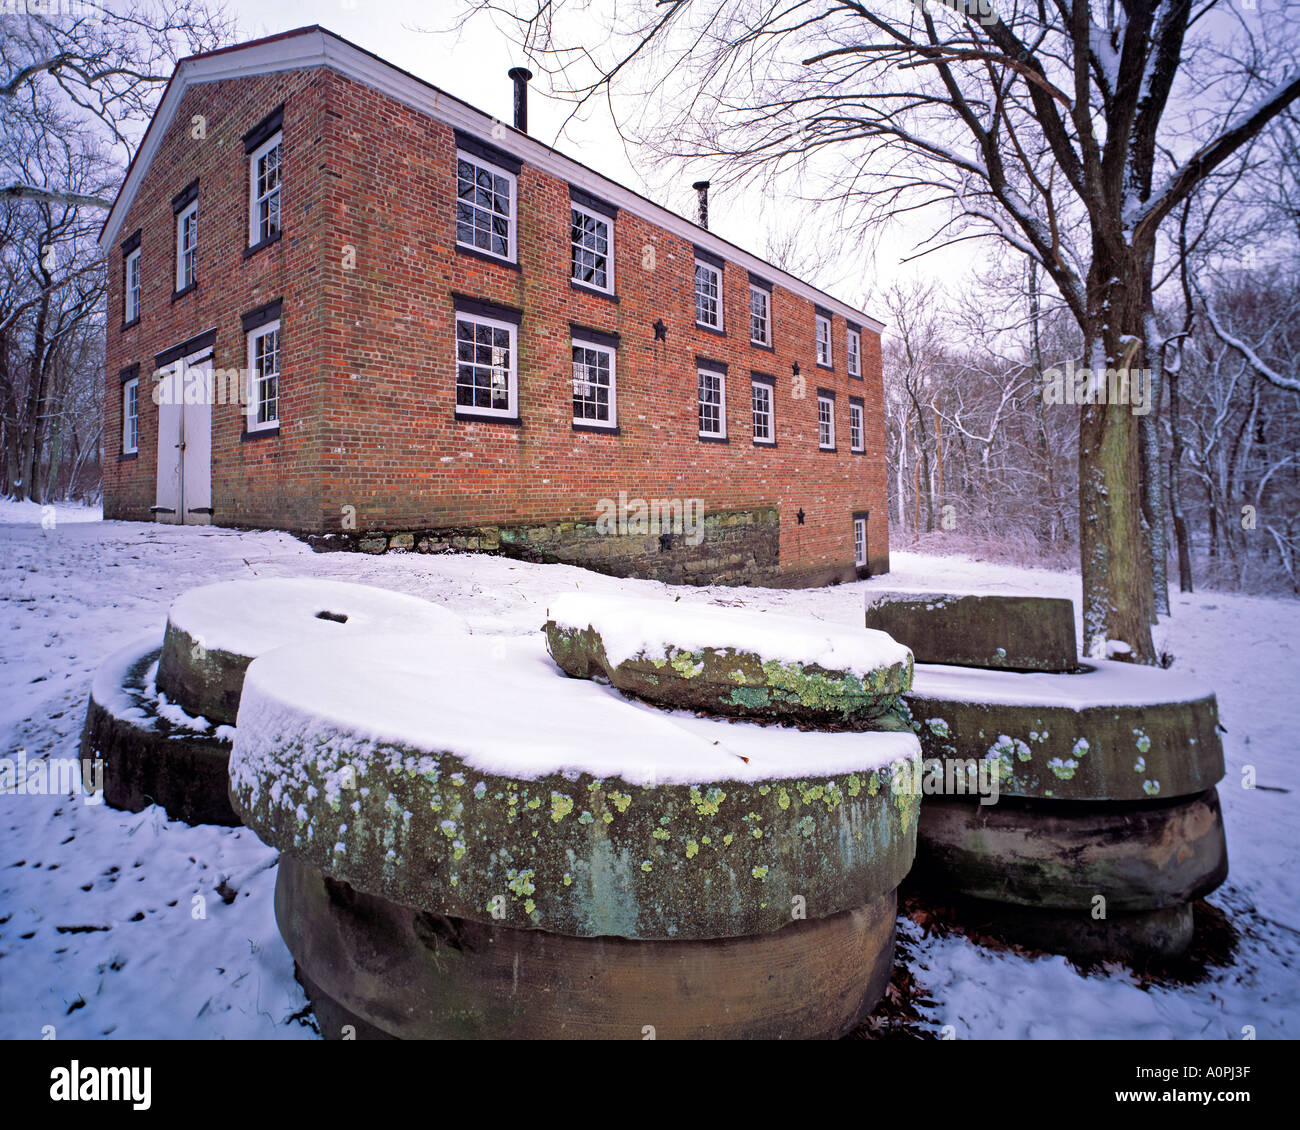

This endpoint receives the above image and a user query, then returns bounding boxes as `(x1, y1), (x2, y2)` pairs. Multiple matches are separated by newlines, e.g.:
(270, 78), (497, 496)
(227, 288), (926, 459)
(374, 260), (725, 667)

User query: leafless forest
(3, 2), (1297, 605)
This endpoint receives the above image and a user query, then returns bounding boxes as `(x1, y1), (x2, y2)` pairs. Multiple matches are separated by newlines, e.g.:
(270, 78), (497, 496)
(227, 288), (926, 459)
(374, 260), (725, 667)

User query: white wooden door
(154, 365), (183, 524)
(181, 354), (212, 524)
(153, 352), (212, 525)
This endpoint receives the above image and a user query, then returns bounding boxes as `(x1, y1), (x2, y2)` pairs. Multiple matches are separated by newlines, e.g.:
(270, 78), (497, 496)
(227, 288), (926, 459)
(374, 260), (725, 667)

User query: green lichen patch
(544, 620), (911, 729)
(906, 668), (1224, 801)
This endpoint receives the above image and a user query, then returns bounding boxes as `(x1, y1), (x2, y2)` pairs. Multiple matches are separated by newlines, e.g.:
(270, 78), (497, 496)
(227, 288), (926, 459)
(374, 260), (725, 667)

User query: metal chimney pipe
(692, 180), (710, 228)
(508, 67), (533, 133)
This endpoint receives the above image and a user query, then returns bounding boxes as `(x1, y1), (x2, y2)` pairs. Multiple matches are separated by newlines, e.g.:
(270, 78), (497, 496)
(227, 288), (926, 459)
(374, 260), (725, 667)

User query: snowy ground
(1, 505), (1296, 1039)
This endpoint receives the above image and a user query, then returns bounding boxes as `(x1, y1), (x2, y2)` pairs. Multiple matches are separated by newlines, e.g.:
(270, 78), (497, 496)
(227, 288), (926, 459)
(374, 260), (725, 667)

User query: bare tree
(465, 0), (1300, 660)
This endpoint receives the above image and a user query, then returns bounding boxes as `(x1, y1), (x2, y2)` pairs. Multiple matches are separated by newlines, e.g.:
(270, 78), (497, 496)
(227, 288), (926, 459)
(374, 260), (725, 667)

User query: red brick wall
(104, 64), (890, 583)
(104, 69), (332, 529)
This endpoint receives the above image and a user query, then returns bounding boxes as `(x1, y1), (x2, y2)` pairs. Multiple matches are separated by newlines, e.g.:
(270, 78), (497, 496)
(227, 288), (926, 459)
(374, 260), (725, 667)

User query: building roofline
(97, 25), (885, 333)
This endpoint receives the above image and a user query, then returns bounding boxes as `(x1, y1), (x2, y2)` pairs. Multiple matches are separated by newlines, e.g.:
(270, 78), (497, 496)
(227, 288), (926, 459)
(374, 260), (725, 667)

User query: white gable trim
(99, 27), (884, 333)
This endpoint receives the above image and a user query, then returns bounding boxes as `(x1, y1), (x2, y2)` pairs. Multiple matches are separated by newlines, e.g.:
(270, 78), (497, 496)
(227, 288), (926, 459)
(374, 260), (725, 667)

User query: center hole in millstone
(315, 610), (348, 624)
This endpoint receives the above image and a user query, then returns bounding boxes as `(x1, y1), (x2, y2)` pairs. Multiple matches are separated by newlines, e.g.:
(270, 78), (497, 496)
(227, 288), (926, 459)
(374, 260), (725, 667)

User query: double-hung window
(248, 132), (282, 247)
(247, 319), (281, 430)
(454, 299), (520, 420)
(571, 327), (618, 430)
(570, 200), (613, 293)
(847, 326), (861, 378)
(854, 516), (867, 567)
(751, 375), (775, 445)
(244, 106), (284, 251)
(695, 249), (723, 330)
(698, 361), (727, 439)
(456, 145), (517, 262)
(173, 181), (199, 294)
(749, 283), (770, 346)
(815, 310), (832, 368)
(124, 247), (141, 325)
(849, 397), (865, 452)
(122, 375), (139, 455)
(817, 391), (835, 450)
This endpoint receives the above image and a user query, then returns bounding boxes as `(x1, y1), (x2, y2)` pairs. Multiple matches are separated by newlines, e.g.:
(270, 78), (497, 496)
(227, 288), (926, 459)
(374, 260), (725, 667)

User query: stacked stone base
(278, 856), (895, 1040)
(867, 590), (1230, 961)
(911, 789), (1228, 959)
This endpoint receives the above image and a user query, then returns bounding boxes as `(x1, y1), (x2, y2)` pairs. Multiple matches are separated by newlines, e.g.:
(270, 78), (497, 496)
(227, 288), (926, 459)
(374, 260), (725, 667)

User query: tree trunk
(1078, 260), (1157, 663)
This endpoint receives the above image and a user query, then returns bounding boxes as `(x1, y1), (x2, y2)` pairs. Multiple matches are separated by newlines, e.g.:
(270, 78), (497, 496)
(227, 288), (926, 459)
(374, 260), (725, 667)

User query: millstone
(544, 593), (913, 727)
(277, 854), (896, 1040)
(906, 660), (1224, 801)
(920, 895), (1197, 962)
(865, 591), (1078, 672)
(156, 578), (469, 726)
(229, 634), (922, 940)
(912, 788), (1228, 912)
(79, 636), (238, 825)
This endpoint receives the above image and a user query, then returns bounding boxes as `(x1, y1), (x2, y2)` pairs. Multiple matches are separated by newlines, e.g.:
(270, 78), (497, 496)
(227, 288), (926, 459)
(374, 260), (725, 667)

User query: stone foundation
(304, 507), (782, 587)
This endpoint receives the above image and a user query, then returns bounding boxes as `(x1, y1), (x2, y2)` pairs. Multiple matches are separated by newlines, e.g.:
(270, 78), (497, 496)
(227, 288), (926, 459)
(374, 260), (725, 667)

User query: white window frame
(122, 377), (139, 454)
(455, 149), (517, 264)
(847, 328), (861, 377)
(698, 367), (727, 439)
(849, 401), (864, 452)
(695, 260), (723, 330)
(175, 200), (197, 292)
(749, 285), (770, 346)
(815, 313), (832, 367)
(454, 311), (518, 420)
(854, 517), (867, 567)
(246, 319), (281, 431)
(751, 379), (774, 445)
(248, 130), (282, 248)
(570, 203), (614, 294)
(818, 393), (835, 450)
(571, 336), (618, 430)
(124, 247), (141, 324)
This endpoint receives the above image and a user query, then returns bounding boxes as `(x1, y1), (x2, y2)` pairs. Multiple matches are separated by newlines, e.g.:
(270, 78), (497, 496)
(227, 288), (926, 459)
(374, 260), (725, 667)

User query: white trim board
(98, 26), (885, 334)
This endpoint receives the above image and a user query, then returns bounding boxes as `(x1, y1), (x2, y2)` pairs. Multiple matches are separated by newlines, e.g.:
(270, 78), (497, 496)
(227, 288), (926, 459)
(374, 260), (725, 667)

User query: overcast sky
(220, 0), (982, 324)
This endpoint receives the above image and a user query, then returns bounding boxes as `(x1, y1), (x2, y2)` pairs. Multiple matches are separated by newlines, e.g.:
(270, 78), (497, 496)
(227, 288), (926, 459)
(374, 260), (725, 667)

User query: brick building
(97, 26), (890, 587)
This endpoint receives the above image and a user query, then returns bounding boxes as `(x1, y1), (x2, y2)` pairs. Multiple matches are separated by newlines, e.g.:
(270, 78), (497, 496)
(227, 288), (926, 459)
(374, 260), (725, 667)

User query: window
(751, 379), (774, 445)
(455, 312), (517, 418)
(175, 200), (197, 292)
(815, 313), (832, 367)
(854, 516), (867, 567)
(570, 204), (612, 293)
(456, 151), (516, 261)
(847, 328), (861, 377)
(818, 392), (835, 449)
(572, 337), (617, 429)
(247, 320), (280, 429)
(122, 378), (138, 454)
(750, 285), (770, 346)
(849, 399), (864, 452)
(248, 131), (282, 247)
(124, 248), (141, 325)
(695, 260), (722, 329)
(698, 367), (727, 438)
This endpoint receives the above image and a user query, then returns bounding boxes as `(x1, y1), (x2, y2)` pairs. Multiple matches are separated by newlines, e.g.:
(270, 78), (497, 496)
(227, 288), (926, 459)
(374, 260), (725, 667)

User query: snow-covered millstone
(231, 632), (921, 1038)
(79, 636), (240, 825)
(230, 634), (921, 940)
(544, 593), (914, 727)
(865, 590), (1078, 672)
(156, 578), (470, 727)
(903, 652), (1228, 959)
(908, 661), (1224, 801)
